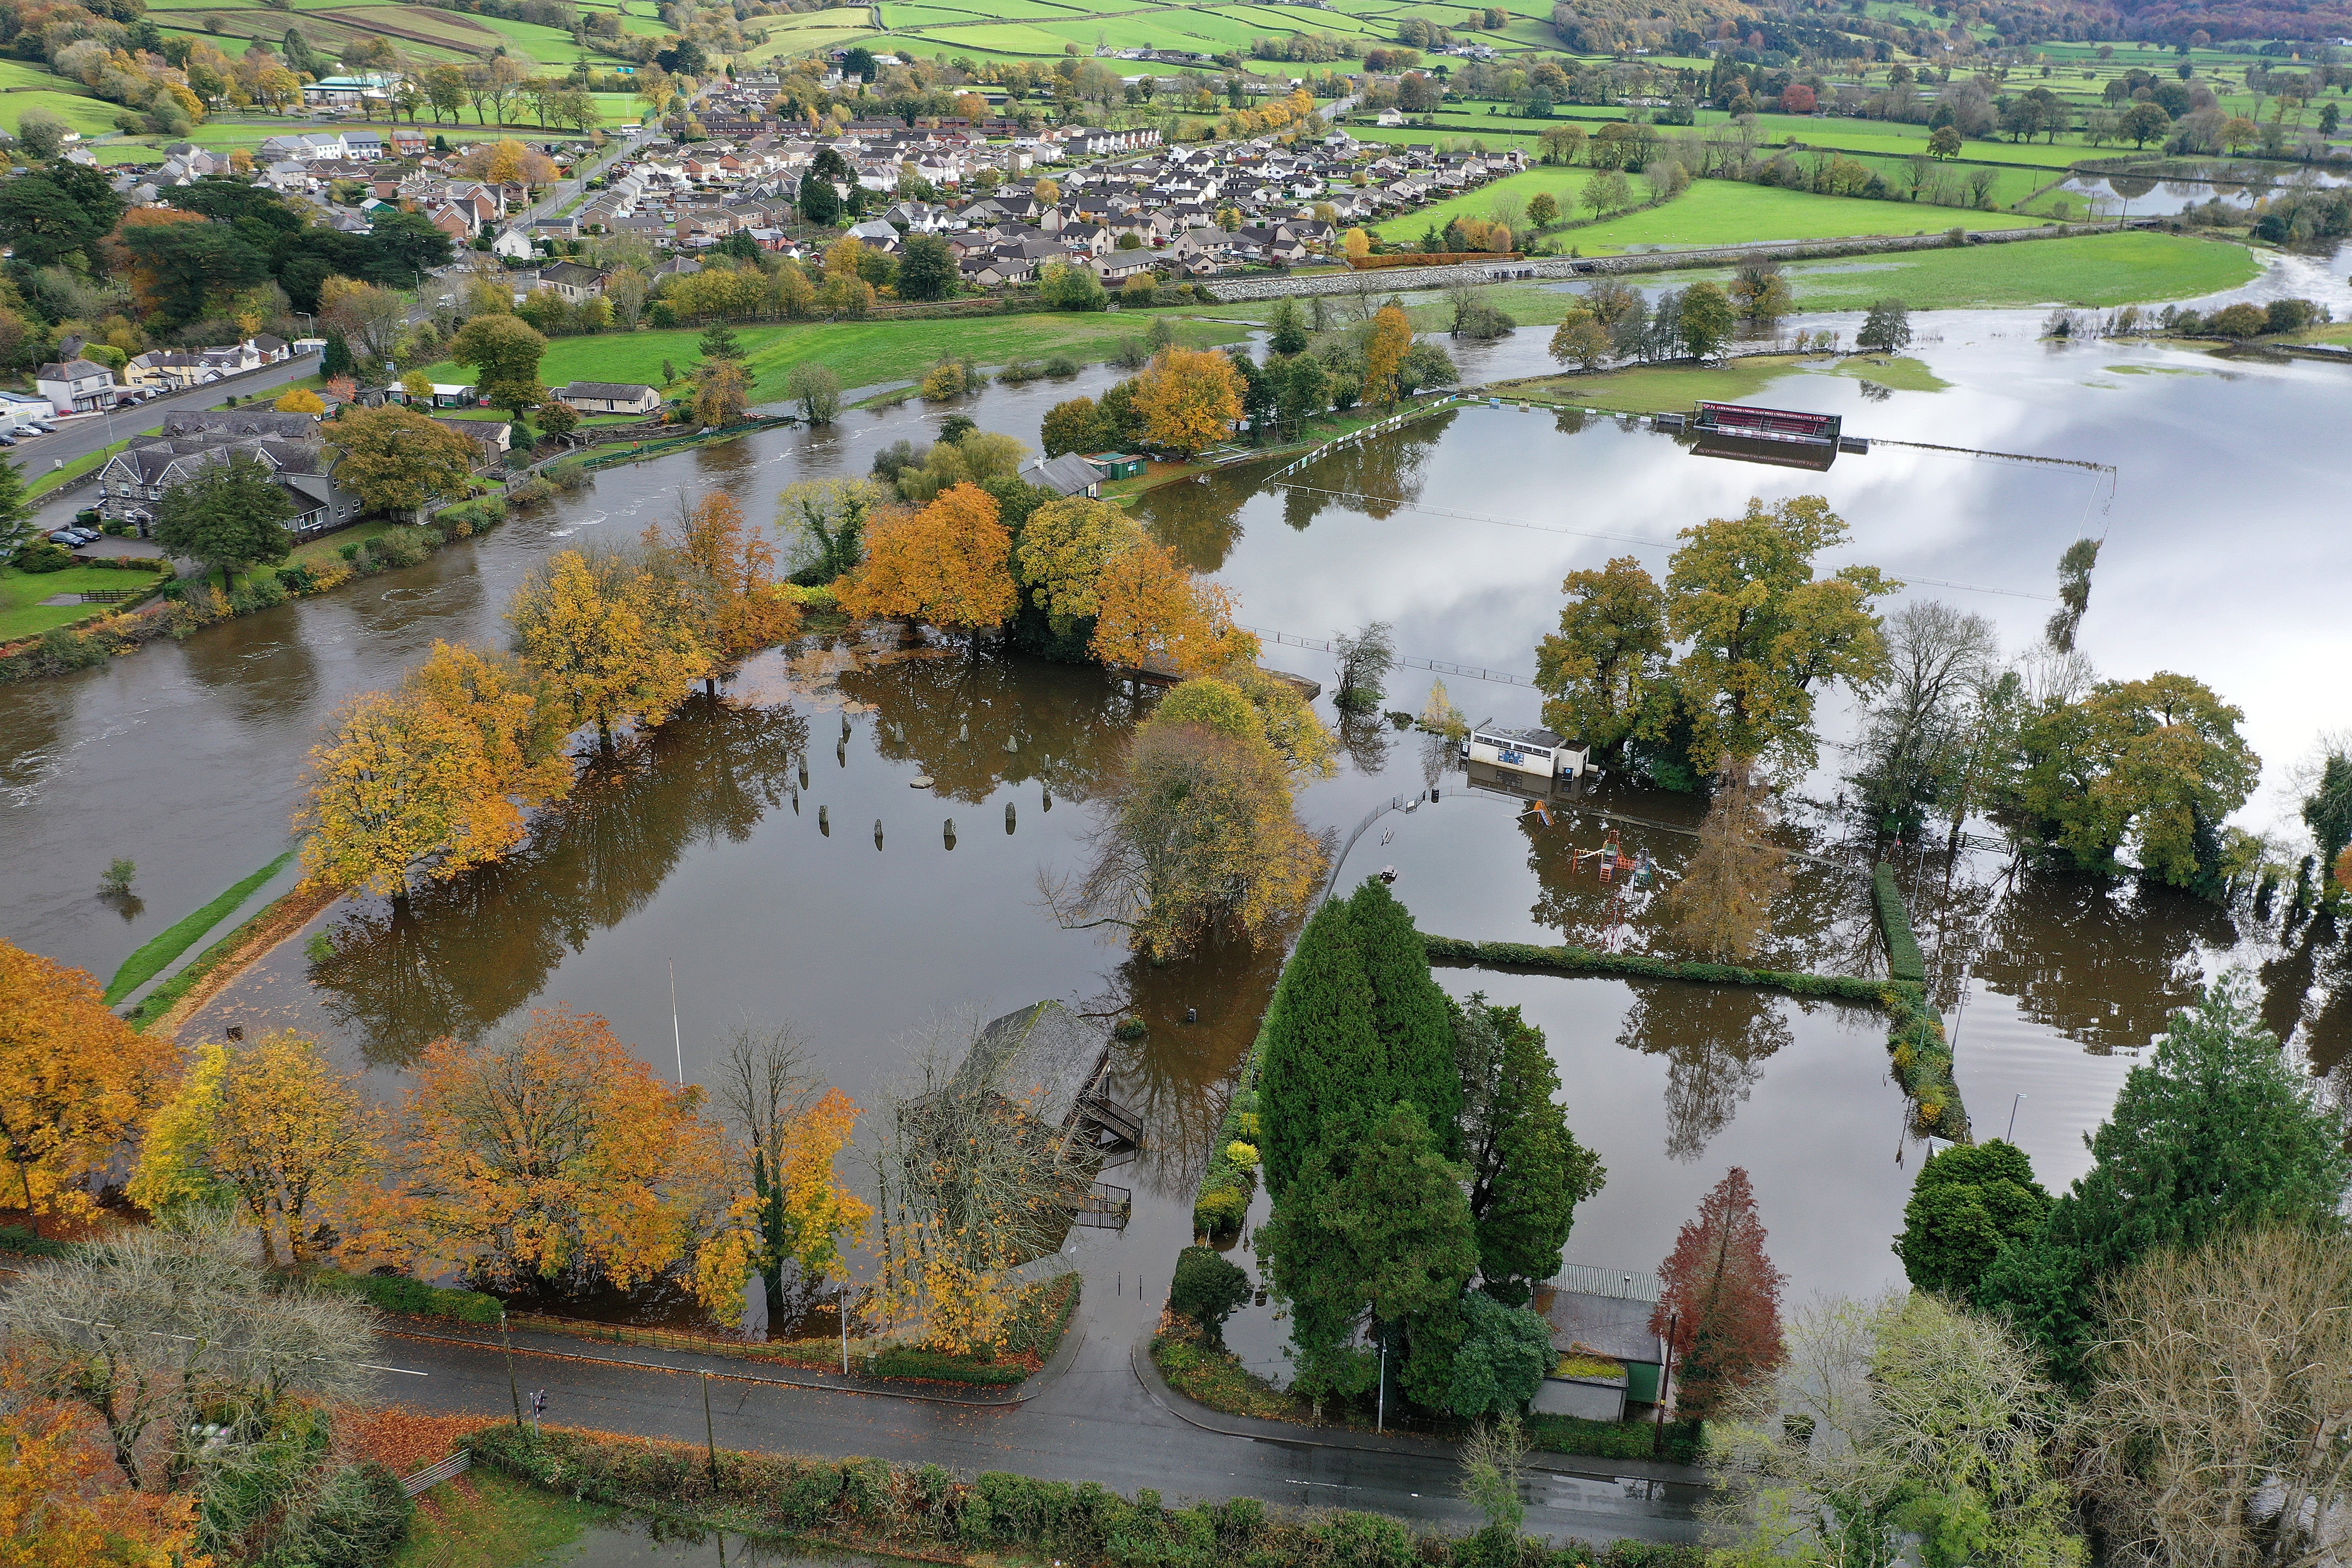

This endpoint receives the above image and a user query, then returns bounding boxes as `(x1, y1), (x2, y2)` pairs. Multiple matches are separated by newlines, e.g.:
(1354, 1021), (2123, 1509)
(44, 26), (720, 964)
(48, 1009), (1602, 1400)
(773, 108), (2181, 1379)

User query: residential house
(97, 431), (358, 538)
(539, 261), (611, 303)
(557, 381), (662, 416)
(1019, 453), (1104, 498)
(35, 357), (117, 413)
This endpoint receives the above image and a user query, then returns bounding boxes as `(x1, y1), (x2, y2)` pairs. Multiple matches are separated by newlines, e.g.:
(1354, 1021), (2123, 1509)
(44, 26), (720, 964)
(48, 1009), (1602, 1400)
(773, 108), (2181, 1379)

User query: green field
(0, 565), (155, 641)
(1380, 177), (2049, 253)
(417, 306), (1254, 406)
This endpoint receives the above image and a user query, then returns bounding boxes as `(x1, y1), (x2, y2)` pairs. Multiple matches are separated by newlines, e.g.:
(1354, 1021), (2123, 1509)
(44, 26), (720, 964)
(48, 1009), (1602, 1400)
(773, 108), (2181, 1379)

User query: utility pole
(702, 1372), (719, 1483)
(1652, 1310), (1677, 1458)
(501, 1309), (524, 1431)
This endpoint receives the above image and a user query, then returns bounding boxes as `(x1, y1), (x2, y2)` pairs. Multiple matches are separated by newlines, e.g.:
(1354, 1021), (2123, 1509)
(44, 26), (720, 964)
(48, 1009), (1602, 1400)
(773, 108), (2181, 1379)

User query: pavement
(367, 1246), (1704, 1548)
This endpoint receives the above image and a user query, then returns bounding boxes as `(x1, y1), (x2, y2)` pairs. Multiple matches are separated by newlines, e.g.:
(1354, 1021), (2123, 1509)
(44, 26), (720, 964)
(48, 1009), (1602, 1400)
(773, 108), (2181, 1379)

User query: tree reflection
(1617, 981), (1793, 1162)
(1136, 480), (1249, 572)
(309, 694), (808, 1065)
(1337, 710), (1393, 775)
(839, 644), (1133, 806)
(1258, 412), (1453, 532)
(1973, 870), (2233, 1053)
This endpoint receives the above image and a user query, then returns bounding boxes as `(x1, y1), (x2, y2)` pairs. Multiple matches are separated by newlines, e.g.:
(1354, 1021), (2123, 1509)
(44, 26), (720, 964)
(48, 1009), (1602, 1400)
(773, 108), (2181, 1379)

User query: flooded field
(4, 287), (2346, 1317)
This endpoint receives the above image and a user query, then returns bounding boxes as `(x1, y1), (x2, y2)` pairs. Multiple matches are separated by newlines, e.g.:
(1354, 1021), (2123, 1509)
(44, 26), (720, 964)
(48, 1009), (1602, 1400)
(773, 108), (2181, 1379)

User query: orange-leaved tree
(127, 1031), (387, 1269)
(1134, 347), (1244, 456)
(1364, 304), (1413, 410)
(1089, 540), (1256, 677)
(400, 1007), (724, 1290)
(0, 1401), (203, 1563)
(0, 942), (177, 1219)
(509, 548), (707, 750)
(644, 491), (801, 680)
(832, 481), (1016, 638)
(295, 640), (573, 897)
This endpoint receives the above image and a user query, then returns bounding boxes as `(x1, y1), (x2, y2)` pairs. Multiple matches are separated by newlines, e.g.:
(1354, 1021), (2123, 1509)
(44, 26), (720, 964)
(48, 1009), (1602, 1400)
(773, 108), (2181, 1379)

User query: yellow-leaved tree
(273, 387), (326, 414)
(1133, 347), (1243, 456)
(1014, 494), (1143, 633)
(1088, 540), (1256, 677)
(0, 942), (178, 1219)
(1364, 303), (1413, 409)
(127, 1031), (386, 1268)
(294, 640), (573, 896)
(695, 1026), (869, 1327)
(509, 548), (707, 750)
(833, 482), (1016, 638)
(400, 1007), (724, 1289)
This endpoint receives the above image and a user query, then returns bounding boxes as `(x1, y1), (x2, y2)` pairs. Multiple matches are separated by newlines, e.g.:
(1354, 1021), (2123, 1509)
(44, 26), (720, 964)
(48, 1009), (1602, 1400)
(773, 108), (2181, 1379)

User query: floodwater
(2055, 158), (2352, 217)
(4, 279), (2347, 1314)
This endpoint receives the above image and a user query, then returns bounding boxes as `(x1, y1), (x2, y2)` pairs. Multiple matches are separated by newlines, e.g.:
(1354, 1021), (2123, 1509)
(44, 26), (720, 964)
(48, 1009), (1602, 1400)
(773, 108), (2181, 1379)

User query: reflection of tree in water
(1973, 869), (2233, 1054)
(1617, 981), (1794, 1162)
(1260, 412), (1455, 532)
(1135, 478), (1249, 573)
(310, 694), (807, 1065)
(2259, 920), (2352, 1079)
(838, 644), (1133, 806)
(1091, 927), (1292, 1204)
(1338, 710), (1393, 776)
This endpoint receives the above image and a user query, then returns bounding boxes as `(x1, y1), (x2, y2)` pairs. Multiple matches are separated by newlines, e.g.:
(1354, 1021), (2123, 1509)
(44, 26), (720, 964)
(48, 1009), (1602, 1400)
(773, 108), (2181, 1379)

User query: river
(3, 272), (2345, 1316)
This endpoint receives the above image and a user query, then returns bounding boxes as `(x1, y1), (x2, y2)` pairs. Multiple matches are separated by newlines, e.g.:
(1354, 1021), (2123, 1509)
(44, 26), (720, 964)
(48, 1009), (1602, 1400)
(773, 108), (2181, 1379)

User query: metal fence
(400, 1450), (471, 1498)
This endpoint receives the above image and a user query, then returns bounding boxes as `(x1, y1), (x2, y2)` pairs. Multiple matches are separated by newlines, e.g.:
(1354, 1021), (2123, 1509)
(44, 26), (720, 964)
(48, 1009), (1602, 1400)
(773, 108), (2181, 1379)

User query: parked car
(45, 529), (83, 547)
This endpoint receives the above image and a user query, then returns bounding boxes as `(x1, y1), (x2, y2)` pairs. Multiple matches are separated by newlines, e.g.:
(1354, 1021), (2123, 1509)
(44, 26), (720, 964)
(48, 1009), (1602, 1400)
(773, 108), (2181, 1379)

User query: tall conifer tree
(1346, 879), (1463, 1154)
(1257, 898), (1381, 1197)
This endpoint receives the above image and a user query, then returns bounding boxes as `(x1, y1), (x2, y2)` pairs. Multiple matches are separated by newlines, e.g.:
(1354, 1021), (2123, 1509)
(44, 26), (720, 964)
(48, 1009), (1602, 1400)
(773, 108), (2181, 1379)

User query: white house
(1463, 721), (1592, 784)
(35, 357), (117, 413)
(0, 390), (54, 431)
(490, 228), (535, 260)
(556, 381), (662, 416)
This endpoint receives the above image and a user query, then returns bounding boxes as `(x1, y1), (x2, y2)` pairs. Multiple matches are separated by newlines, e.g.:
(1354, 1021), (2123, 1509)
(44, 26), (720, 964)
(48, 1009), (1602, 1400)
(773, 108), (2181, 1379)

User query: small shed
(1531, 1263), (1668, 1422)
(1085, 451), (1147, 480)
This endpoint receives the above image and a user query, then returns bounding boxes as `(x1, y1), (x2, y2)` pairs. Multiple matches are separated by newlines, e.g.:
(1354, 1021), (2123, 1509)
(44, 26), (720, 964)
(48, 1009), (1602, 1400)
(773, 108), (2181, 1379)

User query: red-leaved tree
(1650, 1166), (1786, 1419)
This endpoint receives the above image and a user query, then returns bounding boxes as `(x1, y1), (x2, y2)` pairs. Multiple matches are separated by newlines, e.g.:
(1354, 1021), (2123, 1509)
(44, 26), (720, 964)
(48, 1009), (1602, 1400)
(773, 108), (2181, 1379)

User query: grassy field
(418, 306), (1254, 404)
(387, 1470), (615, 1568)
(1763, 231), (2260, 311)
(1380, 178), (2050, 253)
(104, 851), (294, 1004)
(0, 564), (154, 641)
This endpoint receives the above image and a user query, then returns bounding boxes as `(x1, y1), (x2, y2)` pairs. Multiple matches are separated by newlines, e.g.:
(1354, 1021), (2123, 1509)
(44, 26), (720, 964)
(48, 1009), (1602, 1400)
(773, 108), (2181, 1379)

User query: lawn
(417, 306), (1254, 405)
(0, 87), (124, 138)
(1765, 231), (2260, 311)
(1390, 179), (2050, 254)
(1377, 167), (1657, 243)
(386, 1468), (615, 1568)
(0, 565), (156, 641)
(1501, 360), (1822, 413)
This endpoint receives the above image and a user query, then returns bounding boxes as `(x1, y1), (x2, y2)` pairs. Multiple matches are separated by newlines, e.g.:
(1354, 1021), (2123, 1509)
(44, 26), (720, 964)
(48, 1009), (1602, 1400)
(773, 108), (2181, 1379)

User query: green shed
(1086, 452), (1147, 480)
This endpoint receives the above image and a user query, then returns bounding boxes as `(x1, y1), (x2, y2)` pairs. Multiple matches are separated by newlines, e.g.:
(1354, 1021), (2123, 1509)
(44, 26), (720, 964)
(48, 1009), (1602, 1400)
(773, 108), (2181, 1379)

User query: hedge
(466, 1425), (1705, 1568)
(1426, 934), (1969, 1141)
(310, 1268), (505, 1325)
(870, 1347), (1029, 1386)
(1872, 863), (1928, 984)
(1524, 1412), (1704, 1466)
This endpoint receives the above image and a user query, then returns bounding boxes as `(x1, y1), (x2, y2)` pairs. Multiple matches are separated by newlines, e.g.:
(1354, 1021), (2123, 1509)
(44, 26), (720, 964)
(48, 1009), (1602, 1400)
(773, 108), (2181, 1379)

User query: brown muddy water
(4, 309), (2347, 1319)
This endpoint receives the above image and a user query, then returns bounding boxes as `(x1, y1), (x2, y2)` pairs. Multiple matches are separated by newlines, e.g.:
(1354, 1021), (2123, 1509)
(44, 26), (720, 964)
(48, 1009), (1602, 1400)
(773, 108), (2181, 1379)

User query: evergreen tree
(1259, 1104), (1477, 1407)
(1170, 1245), (1252, 1345)
(1453, 997), (1605, 1304)
(1267, 296), (1310, 355)
(153, 451), (296, 592)
(1346, 880), (1462, 1154)
(1445, 1289), (1556, 1418)
(0, 456), (33, 555)
(1982, 974), (2352, 1384)
(698, 321), (745, 362)
(322, 333), (354, 379)
(1256, 898), (1381, 1197)
(1894, 1139), (2048, 1304)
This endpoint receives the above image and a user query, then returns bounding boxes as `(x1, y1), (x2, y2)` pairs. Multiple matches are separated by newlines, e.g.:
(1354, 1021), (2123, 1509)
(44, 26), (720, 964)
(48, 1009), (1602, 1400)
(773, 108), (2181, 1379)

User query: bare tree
(1849, 601), (1998, 842)
(0, 1214), (373, 1490)
(2077, 1229), (2352, 1568)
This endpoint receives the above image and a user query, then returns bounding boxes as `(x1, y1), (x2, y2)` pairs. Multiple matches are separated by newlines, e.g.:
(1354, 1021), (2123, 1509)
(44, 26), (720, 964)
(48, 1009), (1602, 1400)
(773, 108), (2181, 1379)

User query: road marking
(1285, 1479), (1353, 1489)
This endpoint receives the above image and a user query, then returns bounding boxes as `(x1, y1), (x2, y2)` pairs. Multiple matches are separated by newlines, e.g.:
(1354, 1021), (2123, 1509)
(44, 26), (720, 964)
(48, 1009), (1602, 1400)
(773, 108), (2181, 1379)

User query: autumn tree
(402, 1007), (722, 1289)
(1653, 1166), (1786, 1420)
(1051, 678), (1326, 961)
(833, 482), (1015, 639)
(318, 275), (407, 373)
(0, 1401), (203, 1562)
(646, 492), (800, 680)
(698, 1025), (868, 1326)
(2012, 671), (2259, 889)
(1087, 540), (1254, 677)
(1547, 308), (1612, 371)
(785, 360), (842, 424)
(294, 640), (572, 895)
(1133, 347), (1243, 456)
(1363, 303), (1413, 409)
(0, 942), (177, 1219)
(509, 548), (707, 750)
(1661, 768), (1791, 962)
(1666, 495), (1896, 775)
(1040, 395), (1104, 458)
(126, 1032), (384, 1269)
(691, 356), (751, 427)
(1014, 494), (1142, 634)
(777, 476), (887, 581)
(274, 387), (326, 415)
(326, 404), (479, 522)
(1535, 555), (1668, 761)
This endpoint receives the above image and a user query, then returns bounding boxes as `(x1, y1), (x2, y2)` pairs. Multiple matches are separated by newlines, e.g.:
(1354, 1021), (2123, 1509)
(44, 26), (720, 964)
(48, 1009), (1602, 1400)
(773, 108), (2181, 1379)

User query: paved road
(368, 1255), (1702, 1549)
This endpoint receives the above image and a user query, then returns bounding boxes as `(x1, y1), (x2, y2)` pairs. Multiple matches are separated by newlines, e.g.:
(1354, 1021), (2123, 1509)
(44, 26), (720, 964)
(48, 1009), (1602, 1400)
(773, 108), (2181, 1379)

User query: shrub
(1872, 862), (1926, 982)
(780, 582), (838, 612)
(275, 562), (318, 594)
(2207, 301), (2267, 338)
(283, 1460), (412, 1568)
(546, 457), (593, 491)
(508, 476), (554, 505)
(312, 1268), (503, 1325)
(1170, 1246), (1252, 1343)
(1192, 1182), (1250, 1237)
(37, 626), (105, 670)
(369, 526), (438, 568)
(1043, 353), (1081, 377)
(15, 543), (71, 572)
(871, 1347), (1028, 1385)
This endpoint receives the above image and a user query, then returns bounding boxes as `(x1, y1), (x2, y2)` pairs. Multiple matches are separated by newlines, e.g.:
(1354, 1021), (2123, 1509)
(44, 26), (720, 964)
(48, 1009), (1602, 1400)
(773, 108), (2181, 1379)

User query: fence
(400, 1450), (471, 1498)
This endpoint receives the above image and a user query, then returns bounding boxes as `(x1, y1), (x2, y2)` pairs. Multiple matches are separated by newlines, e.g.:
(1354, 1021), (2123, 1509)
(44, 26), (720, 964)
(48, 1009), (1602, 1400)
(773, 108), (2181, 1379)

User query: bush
(369, 526), (438, 569)
(780, 582), (838, 612)
(37, 626), (105, 670)
(1872, 863), (1926, 982)
(1525, 1412), (1705, 1465)
(1043, 353), (1081, 377)
(312, 1268), (503, 1325)
(1170, 1246), (1252, 1343)
(15, 543), (71, 572)
(507, 476), (555, 505)
(0, 1225), (73, 1257)
(546, 457), (593, 491)
(871, 1347), (1028, 1385)
(285, 1460), (412, 1568)
(276, 562), (318, 594)
(1192, 1181), (1250, 1237)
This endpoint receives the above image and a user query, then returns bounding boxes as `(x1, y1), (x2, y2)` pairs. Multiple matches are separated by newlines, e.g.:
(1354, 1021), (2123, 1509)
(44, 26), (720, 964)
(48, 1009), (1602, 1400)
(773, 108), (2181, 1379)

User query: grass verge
(28, 435), (137, 500)
(125, 873), (338, 1034)
(105, 851), (294, 1005)
(386, 1467), (614, 1568)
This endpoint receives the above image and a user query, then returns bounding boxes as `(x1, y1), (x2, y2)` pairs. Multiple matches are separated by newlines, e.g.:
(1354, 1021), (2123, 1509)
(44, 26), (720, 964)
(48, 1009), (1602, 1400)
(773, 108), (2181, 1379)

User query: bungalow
(557, 381), (662, 416)
(539, 261), (610, 303)
(1020, 453), (1104, 498)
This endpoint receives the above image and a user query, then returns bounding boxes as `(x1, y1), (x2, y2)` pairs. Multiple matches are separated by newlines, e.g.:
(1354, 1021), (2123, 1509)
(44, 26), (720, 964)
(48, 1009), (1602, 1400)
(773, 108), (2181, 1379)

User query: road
(368, 1270), (1702, 1549)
